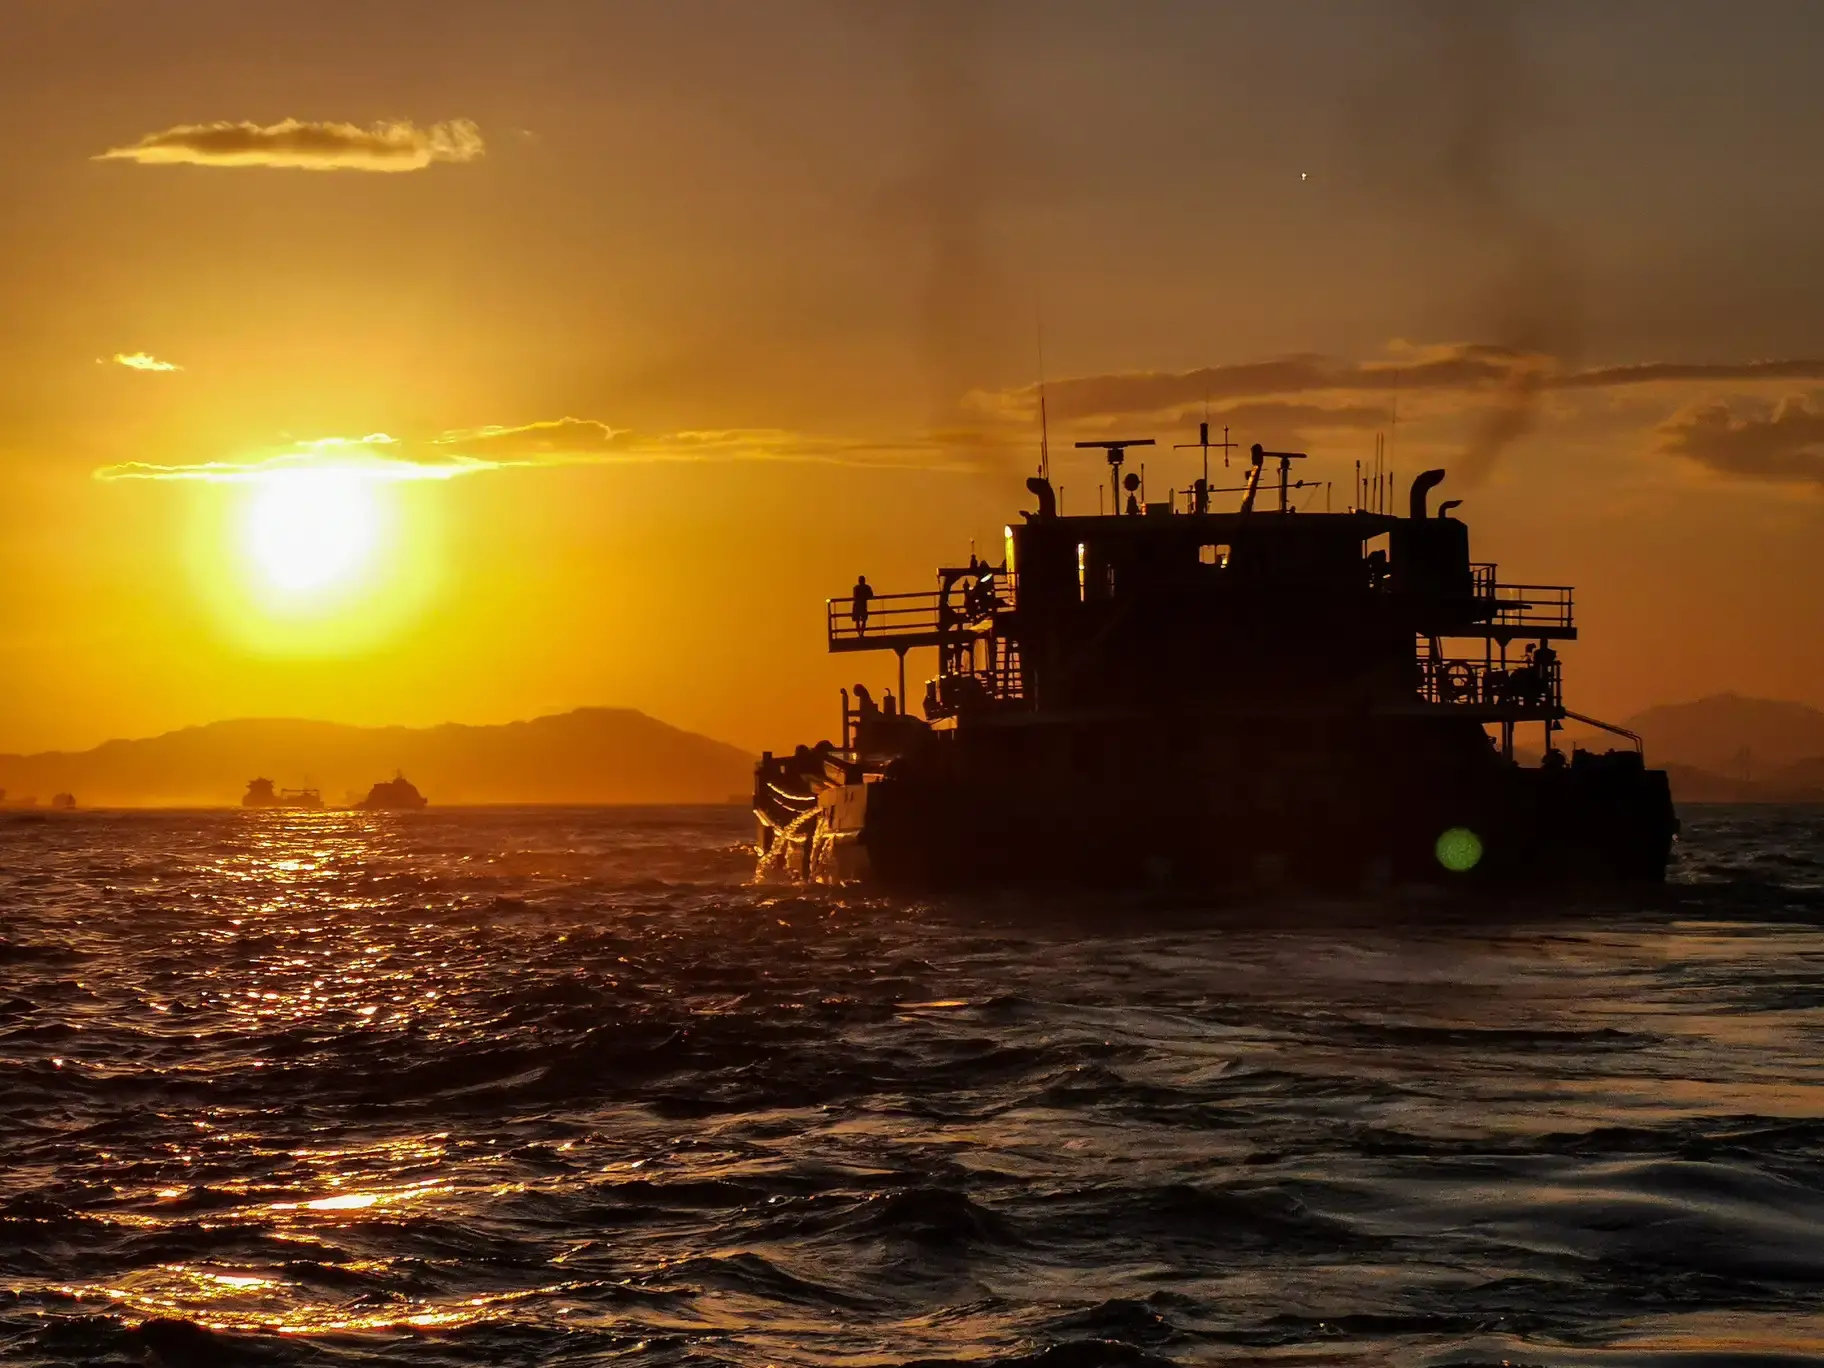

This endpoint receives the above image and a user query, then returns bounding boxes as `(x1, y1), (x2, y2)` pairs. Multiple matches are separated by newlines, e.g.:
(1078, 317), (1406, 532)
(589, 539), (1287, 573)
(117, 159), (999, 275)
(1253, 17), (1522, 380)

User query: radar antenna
(1075, 438), (1155, 516)
(1240, 444), (1308, 515)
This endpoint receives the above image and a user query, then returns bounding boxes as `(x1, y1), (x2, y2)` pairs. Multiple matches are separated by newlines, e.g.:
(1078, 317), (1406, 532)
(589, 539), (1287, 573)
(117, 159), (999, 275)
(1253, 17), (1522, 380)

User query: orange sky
(1, 0), (1821, 754)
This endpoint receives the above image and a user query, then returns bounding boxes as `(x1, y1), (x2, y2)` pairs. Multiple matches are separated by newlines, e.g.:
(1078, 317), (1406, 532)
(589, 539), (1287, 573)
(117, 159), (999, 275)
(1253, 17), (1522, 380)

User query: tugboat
(355, 773), (427, 810)
(242, 778), (323, 809)
(755, 429), (1677, 889)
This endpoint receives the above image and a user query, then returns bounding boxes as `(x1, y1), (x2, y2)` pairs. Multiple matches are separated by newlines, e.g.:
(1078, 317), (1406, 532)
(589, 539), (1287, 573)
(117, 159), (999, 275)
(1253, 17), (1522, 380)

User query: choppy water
(2, 806), (1823, 1367)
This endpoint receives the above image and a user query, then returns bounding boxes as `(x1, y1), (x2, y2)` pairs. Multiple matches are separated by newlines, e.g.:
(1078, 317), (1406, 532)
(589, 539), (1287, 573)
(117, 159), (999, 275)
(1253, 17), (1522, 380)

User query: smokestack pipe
(1409, 469), (1447, 520)
(1025, 476), (1057, 519)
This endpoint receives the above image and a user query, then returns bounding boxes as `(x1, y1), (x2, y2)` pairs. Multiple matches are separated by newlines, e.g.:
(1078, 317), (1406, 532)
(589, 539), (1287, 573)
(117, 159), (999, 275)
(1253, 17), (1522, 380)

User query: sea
(1, 805), (1822, 1368)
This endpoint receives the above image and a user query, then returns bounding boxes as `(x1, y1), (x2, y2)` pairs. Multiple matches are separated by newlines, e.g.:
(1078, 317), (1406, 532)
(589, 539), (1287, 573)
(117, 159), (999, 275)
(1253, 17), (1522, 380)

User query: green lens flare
(1435, 827), (1484, 872)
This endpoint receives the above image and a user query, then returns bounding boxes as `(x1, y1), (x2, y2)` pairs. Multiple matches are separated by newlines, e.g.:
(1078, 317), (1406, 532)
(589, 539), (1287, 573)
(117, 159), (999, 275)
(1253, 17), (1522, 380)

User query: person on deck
(851, 575), (874, 635)
(1512, 645), (1541, 708)
(1533, 641), (1559, 704)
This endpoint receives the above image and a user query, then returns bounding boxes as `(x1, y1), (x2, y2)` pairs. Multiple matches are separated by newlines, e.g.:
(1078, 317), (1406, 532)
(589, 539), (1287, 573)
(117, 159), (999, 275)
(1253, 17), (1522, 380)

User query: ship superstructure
(756, 432), (1676, 890)
(242, 778), (323, 810)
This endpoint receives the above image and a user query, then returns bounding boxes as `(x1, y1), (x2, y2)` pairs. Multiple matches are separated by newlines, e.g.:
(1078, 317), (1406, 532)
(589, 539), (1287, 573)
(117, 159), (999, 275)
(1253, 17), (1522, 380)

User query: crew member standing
(851, 575), (874, 635)
(1533, 640), (1559, 703)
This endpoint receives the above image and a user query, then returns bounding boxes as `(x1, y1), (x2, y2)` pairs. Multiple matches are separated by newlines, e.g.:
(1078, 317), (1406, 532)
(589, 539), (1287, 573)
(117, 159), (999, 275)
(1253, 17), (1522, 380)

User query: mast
(1036, 326), (1051, 483)
(1174, 423), (1237, 515)
(1039, 384), (1051, 483)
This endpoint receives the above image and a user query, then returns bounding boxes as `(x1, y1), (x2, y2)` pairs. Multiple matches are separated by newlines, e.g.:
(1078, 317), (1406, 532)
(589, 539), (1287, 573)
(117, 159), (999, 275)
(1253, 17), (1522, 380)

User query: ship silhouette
(241, 778), (322, 809)
(355, 773), (427, 810)
(756, 430), (1677, 889)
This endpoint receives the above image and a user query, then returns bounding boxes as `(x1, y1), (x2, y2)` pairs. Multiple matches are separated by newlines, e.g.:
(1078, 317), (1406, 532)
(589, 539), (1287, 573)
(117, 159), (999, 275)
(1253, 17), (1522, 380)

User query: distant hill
(1503, 693), (1824, 802)
(0, 709), (753, 808)
(1657, 761), (1824, 804)
(1623, 694), (1824, 776)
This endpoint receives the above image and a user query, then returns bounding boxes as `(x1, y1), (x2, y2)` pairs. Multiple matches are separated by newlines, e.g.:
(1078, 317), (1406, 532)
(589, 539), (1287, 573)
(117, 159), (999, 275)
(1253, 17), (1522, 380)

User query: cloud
(1067, 400), (1389, 452)
(1558, 359), (1824, 390)
(431, 418), (634, 462)
(95, 118), (484, 172)
(978, 347), (1824, 427)
(430, 417), (981, 470)
(975, 346), (1544, 426)
(1656, 397), (1824, 487)
(94, 435), (480, 484)
(93, 420), (980, 485)
(104, 352), (182, 373)
(962, 342), (1824, 493)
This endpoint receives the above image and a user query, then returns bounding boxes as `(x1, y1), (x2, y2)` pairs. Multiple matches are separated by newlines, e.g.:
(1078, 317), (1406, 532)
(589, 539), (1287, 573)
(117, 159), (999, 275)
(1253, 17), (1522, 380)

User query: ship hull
(755, 718), (1677, 891)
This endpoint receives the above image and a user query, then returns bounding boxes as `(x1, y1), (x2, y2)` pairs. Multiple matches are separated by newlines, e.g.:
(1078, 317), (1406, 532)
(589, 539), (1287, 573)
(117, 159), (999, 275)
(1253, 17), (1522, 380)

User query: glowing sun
(243, 469), (383, 595)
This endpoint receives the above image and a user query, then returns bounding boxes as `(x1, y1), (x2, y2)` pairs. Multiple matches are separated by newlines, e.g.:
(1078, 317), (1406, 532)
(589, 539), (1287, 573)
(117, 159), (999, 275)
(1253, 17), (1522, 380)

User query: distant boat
(355, 774), (428, 811)
(242, 778), (323, 809)
(50, 793), (76, 811)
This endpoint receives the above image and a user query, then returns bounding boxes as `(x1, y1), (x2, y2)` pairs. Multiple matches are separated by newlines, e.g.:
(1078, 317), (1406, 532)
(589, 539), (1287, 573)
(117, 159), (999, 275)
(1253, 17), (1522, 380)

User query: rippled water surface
(3, 805), (1823, 1367)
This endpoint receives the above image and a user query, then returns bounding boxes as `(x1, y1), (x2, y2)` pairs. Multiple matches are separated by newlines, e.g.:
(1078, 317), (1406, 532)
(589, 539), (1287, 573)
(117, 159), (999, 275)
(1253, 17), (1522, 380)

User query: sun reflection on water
(5, 806), (1823, 1361)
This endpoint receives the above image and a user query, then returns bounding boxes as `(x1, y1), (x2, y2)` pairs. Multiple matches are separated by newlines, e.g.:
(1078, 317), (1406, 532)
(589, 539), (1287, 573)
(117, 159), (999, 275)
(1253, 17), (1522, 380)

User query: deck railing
(826, 589), (944, 644)
(1417, 651), (1562, 714)
(826, 575), (1015, 648)
(1484, 582), (1574, 633)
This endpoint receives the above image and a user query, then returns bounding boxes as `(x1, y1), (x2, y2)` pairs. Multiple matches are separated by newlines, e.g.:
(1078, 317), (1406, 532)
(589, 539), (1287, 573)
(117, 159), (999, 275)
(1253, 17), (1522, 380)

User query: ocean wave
(1, 806), (1822, 1365)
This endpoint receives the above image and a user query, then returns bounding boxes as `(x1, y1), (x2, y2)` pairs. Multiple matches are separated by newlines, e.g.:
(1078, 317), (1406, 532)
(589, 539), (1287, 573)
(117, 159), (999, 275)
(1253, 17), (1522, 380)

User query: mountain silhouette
(1623, 694), (1824, 776)
(0, 709), (753, 808)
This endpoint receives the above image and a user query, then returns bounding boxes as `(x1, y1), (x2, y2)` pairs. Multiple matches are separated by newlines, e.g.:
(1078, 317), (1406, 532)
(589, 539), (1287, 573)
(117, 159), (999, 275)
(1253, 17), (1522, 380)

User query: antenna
(1176, 422), (1212, 488)
(1075, 438), (1155, 516)
(1175, 423), (1237, 514)
(1389, 368), (1399, 484)
(1174, 422), (1238, 486)
(1242, 443), (1307, 514)
(1036, 320), (1050, 482)
(1039, 386), (1051, 483)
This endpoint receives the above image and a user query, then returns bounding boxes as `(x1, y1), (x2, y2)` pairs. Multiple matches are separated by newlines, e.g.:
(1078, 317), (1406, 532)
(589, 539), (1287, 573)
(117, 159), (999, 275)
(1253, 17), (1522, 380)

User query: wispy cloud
(94, 439), (482, 485)
(93, 420), (977, 485)
(977, 346), (1824, 426)
(104, 352), (182, 373)
(1559, 359), (1824, 390)
(95, 118), (484, 172)
(971, 345), (1537, 425)
(431, 417), (986, 469)
(1656, 397), (1824, 488)
(94, 350), (1824, 494)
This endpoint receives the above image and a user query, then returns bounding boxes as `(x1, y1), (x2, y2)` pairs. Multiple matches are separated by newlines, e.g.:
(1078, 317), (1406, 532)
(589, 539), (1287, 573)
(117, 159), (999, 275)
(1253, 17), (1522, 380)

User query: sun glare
(244, 469), (381, 595)
(195, 461), (439, 657)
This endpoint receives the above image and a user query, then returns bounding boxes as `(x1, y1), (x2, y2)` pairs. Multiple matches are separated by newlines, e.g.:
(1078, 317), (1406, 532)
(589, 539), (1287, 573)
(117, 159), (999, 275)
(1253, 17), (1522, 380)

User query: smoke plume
(873, 0), (1015, 465)
(1357, 1), (1578, 483)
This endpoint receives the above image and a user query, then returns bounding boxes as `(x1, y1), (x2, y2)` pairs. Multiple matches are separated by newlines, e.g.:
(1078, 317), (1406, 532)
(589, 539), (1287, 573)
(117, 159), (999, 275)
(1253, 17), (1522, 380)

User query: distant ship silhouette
(242, 778), (323, 809)
(355, 773), (428, 810)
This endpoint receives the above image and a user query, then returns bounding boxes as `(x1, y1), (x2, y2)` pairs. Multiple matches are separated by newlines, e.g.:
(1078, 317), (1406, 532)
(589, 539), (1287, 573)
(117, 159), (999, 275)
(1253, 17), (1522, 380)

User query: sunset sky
(2, 0), (1821, 755)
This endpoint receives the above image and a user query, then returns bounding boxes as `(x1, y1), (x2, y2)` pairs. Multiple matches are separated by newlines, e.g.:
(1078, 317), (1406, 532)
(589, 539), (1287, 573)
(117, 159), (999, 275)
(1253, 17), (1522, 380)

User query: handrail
(827, 576), (1016, 645)
(1416, 651), (1562, 713)
(1483, 582), (1574, 631)
(1563, 709), (1644, 754)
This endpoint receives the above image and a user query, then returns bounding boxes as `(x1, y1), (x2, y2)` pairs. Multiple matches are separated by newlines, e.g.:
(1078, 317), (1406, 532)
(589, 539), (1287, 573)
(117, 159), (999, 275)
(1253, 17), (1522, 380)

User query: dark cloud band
(982, 349), (1824, 424)
(1657, 398), (1824, 486)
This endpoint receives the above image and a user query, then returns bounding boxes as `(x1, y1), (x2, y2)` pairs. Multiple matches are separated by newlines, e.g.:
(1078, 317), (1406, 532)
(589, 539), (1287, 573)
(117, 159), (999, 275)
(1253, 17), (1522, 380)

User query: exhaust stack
(1409, 469), (1446, 520)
